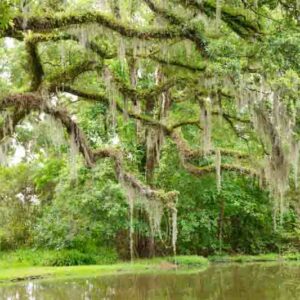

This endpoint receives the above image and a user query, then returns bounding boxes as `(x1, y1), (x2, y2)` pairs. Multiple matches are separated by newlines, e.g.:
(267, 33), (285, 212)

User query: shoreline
(0, 255), (208, 284)
(1, 253), (300, 285)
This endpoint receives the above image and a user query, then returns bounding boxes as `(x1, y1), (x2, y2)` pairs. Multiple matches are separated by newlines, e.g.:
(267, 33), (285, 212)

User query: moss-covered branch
(48, 60), (101, 92)
(171, 129), (255, 177)
(144, 0), (188, 26)
(25, 38), (44, 91)
(94, 146), (178, 202)
(182, 161), (257, 177)
(144, 0), (208, 54)
(11, 12), (182, 40)
(0, 110), (27, 142)
(25, 32), (207, 73)
(112, 73), (182, 103)
(0, 92), (94, 165)
(170, 119), (202, 130)
(142, 53), (206, 72)
(170, 130), (249, 160)
(178, 0), (262, 38)
(60, 86), (249, 143)
(61, 86), (171, 133)
(0, 91), (177, 203)
(0, 92), (43, 112)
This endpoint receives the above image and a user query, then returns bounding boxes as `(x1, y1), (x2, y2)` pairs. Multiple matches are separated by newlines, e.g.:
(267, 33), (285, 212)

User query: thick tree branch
(144, 0), (208, 54)
(170, 130), (249, 160)
(25, 32), (207, 72)
(177, 0), (262, 38)
(182, 161), (257, 177)
(10, 12), (182, 40)
(172, 130), (256, 177)
(112, 73), (183, 103)
(0, 91), (177, 203)
(61, 86), (171, 132)
(25, 39), (44, 91)
(143, 54), (206, 72)
(48, 60), (101, 92)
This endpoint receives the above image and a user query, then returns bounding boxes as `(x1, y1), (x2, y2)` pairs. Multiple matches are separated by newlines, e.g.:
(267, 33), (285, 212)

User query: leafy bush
(93, 248), (118, 265)
(42, 250), (96, 266)
(0, 165), (40, 251)
(33, 165), (128, 253)
(0, 1), (13, 30)
(0, 248), (119, 268)
(41, 248), (119, 266)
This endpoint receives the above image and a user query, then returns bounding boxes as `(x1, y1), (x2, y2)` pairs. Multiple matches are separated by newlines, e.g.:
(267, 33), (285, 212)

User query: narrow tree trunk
(217, 196), (225, 254)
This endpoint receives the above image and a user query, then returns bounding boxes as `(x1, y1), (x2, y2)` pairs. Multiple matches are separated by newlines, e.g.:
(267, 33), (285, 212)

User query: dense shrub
(42, 250), (96, 266)
(33, 164), (128, 253)
(0, 248), (119, 268)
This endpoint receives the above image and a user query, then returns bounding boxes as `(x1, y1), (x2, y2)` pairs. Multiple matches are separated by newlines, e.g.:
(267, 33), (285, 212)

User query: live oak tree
(0, 0), (300, 257)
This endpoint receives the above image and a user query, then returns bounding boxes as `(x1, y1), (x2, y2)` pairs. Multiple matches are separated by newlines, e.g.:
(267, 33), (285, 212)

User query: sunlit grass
(0, 252), (209, 284)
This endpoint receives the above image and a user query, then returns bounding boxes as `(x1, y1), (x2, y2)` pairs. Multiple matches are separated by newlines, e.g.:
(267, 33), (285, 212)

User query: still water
(1, 263), (300, 300)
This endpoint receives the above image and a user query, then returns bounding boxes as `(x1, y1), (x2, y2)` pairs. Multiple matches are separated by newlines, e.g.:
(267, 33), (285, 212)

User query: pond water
(1, 263), (300, 299)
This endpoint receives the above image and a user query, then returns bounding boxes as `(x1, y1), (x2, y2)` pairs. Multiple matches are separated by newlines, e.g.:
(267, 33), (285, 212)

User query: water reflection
(1, 263), (300, 300)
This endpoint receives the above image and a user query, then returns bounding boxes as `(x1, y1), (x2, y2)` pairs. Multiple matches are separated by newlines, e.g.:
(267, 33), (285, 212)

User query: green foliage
(156, 142), (279, 255)
(34, 162), (128, 252)
(0, 164), (39, 250)
(42, 248), (118, 266)
(0, 248), (118, 268)
(0, 1), (13, 30)
(33, 158), (65, 201)
(42, 250), (96, 266)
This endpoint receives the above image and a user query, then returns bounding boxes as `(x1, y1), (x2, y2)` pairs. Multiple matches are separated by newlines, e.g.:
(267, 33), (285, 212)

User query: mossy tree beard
(0, 0), (299, 255)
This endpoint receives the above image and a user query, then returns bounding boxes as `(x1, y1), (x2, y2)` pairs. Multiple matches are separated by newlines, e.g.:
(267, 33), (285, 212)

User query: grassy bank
(209, 253), (300, 263)
(0, 251), (209, 284)
(2, 250), (300, 285)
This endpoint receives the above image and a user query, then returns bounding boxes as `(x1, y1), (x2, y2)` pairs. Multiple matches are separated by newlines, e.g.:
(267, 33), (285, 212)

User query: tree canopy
(0, 0), (300, 257)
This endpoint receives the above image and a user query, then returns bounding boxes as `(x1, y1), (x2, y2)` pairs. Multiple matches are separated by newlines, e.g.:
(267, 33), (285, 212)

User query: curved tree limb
(177, 0), (262, 38)
(170, 130), (249, 160)
(144, 0), (208, 54)
(8, 12), (182, 40)
(0, 91), (177, 202)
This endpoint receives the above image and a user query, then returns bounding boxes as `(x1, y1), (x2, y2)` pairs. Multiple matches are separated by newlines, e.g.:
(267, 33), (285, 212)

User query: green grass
(3, 250), (300, 285)
(0, 251), (209, 284)
(209, 253), (300, 263)
(167, 255), (209, 267)
(0, 248), (118, 268)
